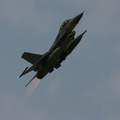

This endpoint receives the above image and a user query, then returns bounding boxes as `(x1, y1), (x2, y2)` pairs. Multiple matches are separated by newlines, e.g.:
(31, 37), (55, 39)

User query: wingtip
(82, 30), (87, 35)
(84, 30), (87, 33)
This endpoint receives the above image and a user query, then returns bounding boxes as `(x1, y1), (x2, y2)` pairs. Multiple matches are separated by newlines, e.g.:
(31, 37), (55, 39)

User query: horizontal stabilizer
(22, 52), (42, 64)
(25, 75), (37, 87)
(19, 67), (28, 78)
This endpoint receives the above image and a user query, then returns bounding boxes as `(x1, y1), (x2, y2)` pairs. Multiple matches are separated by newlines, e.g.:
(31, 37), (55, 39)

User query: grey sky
(0, 0), (120, 120)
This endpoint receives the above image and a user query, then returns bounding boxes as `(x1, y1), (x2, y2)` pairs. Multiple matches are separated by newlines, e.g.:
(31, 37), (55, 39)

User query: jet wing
(21, 52), (42, 64)
(19, 61), (39, 78)
(19, 52), (49, 78)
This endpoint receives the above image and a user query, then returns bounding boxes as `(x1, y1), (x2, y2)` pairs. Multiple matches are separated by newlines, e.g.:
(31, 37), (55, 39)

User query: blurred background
(0, 0), (120, 120)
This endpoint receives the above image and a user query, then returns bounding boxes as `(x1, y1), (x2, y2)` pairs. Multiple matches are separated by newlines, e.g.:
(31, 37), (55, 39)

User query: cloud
(0, 94), (48, 120)
(0, 0), (34, 23)
(79, 0), (120, 36)
(0, 0), (62, 34)
(47, 77), (62, 94)
(110, 70), (120, 94)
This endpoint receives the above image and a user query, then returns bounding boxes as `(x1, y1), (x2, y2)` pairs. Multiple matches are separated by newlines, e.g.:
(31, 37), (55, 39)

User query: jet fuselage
(36, 12), (84, 79)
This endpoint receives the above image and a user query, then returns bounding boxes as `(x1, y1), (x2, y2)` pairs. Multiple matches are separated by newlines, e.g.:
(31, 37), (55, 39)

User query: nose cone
(72, 11), (84, 24)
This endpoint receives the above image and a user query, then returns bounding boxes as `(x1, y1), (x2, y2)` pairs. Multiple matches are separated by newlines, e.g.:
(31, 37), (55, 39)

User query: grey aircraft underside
(19, 12), (87, 87)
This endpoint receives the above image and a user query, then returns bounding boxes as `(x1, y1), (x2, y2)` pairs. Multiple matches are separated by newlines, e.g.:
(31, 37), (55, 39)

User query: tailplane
(22, 52), (42, 64)
(25, 75), (37, 87)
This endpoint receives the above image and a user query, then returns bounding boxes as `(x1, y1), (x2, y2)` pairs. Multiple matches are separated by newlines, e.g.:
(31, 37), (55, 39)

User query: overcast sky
(0, 0), (120, 120)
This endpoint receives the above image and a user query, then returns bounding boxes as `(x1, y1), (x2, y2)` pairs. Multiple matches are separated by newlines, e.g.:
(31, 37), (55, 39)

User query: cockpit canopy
(60, 19), (71, 31)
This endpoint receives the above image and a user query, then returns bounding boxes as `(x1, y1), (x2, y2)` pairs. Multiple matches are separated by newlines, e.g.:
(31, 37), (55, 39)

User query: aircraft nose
(72, 11), (84, 23)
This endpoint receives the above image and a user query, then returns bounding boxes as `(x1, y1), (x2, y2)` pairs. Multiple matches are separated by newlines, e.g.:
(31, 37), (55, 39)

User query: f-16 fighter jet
(19, 12), (87, 87)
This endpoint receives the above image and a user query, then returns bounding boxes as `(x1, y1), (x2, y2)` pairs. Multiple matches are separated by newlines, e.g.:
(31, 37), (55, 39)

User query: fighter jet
(19, 12), (87, 87)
